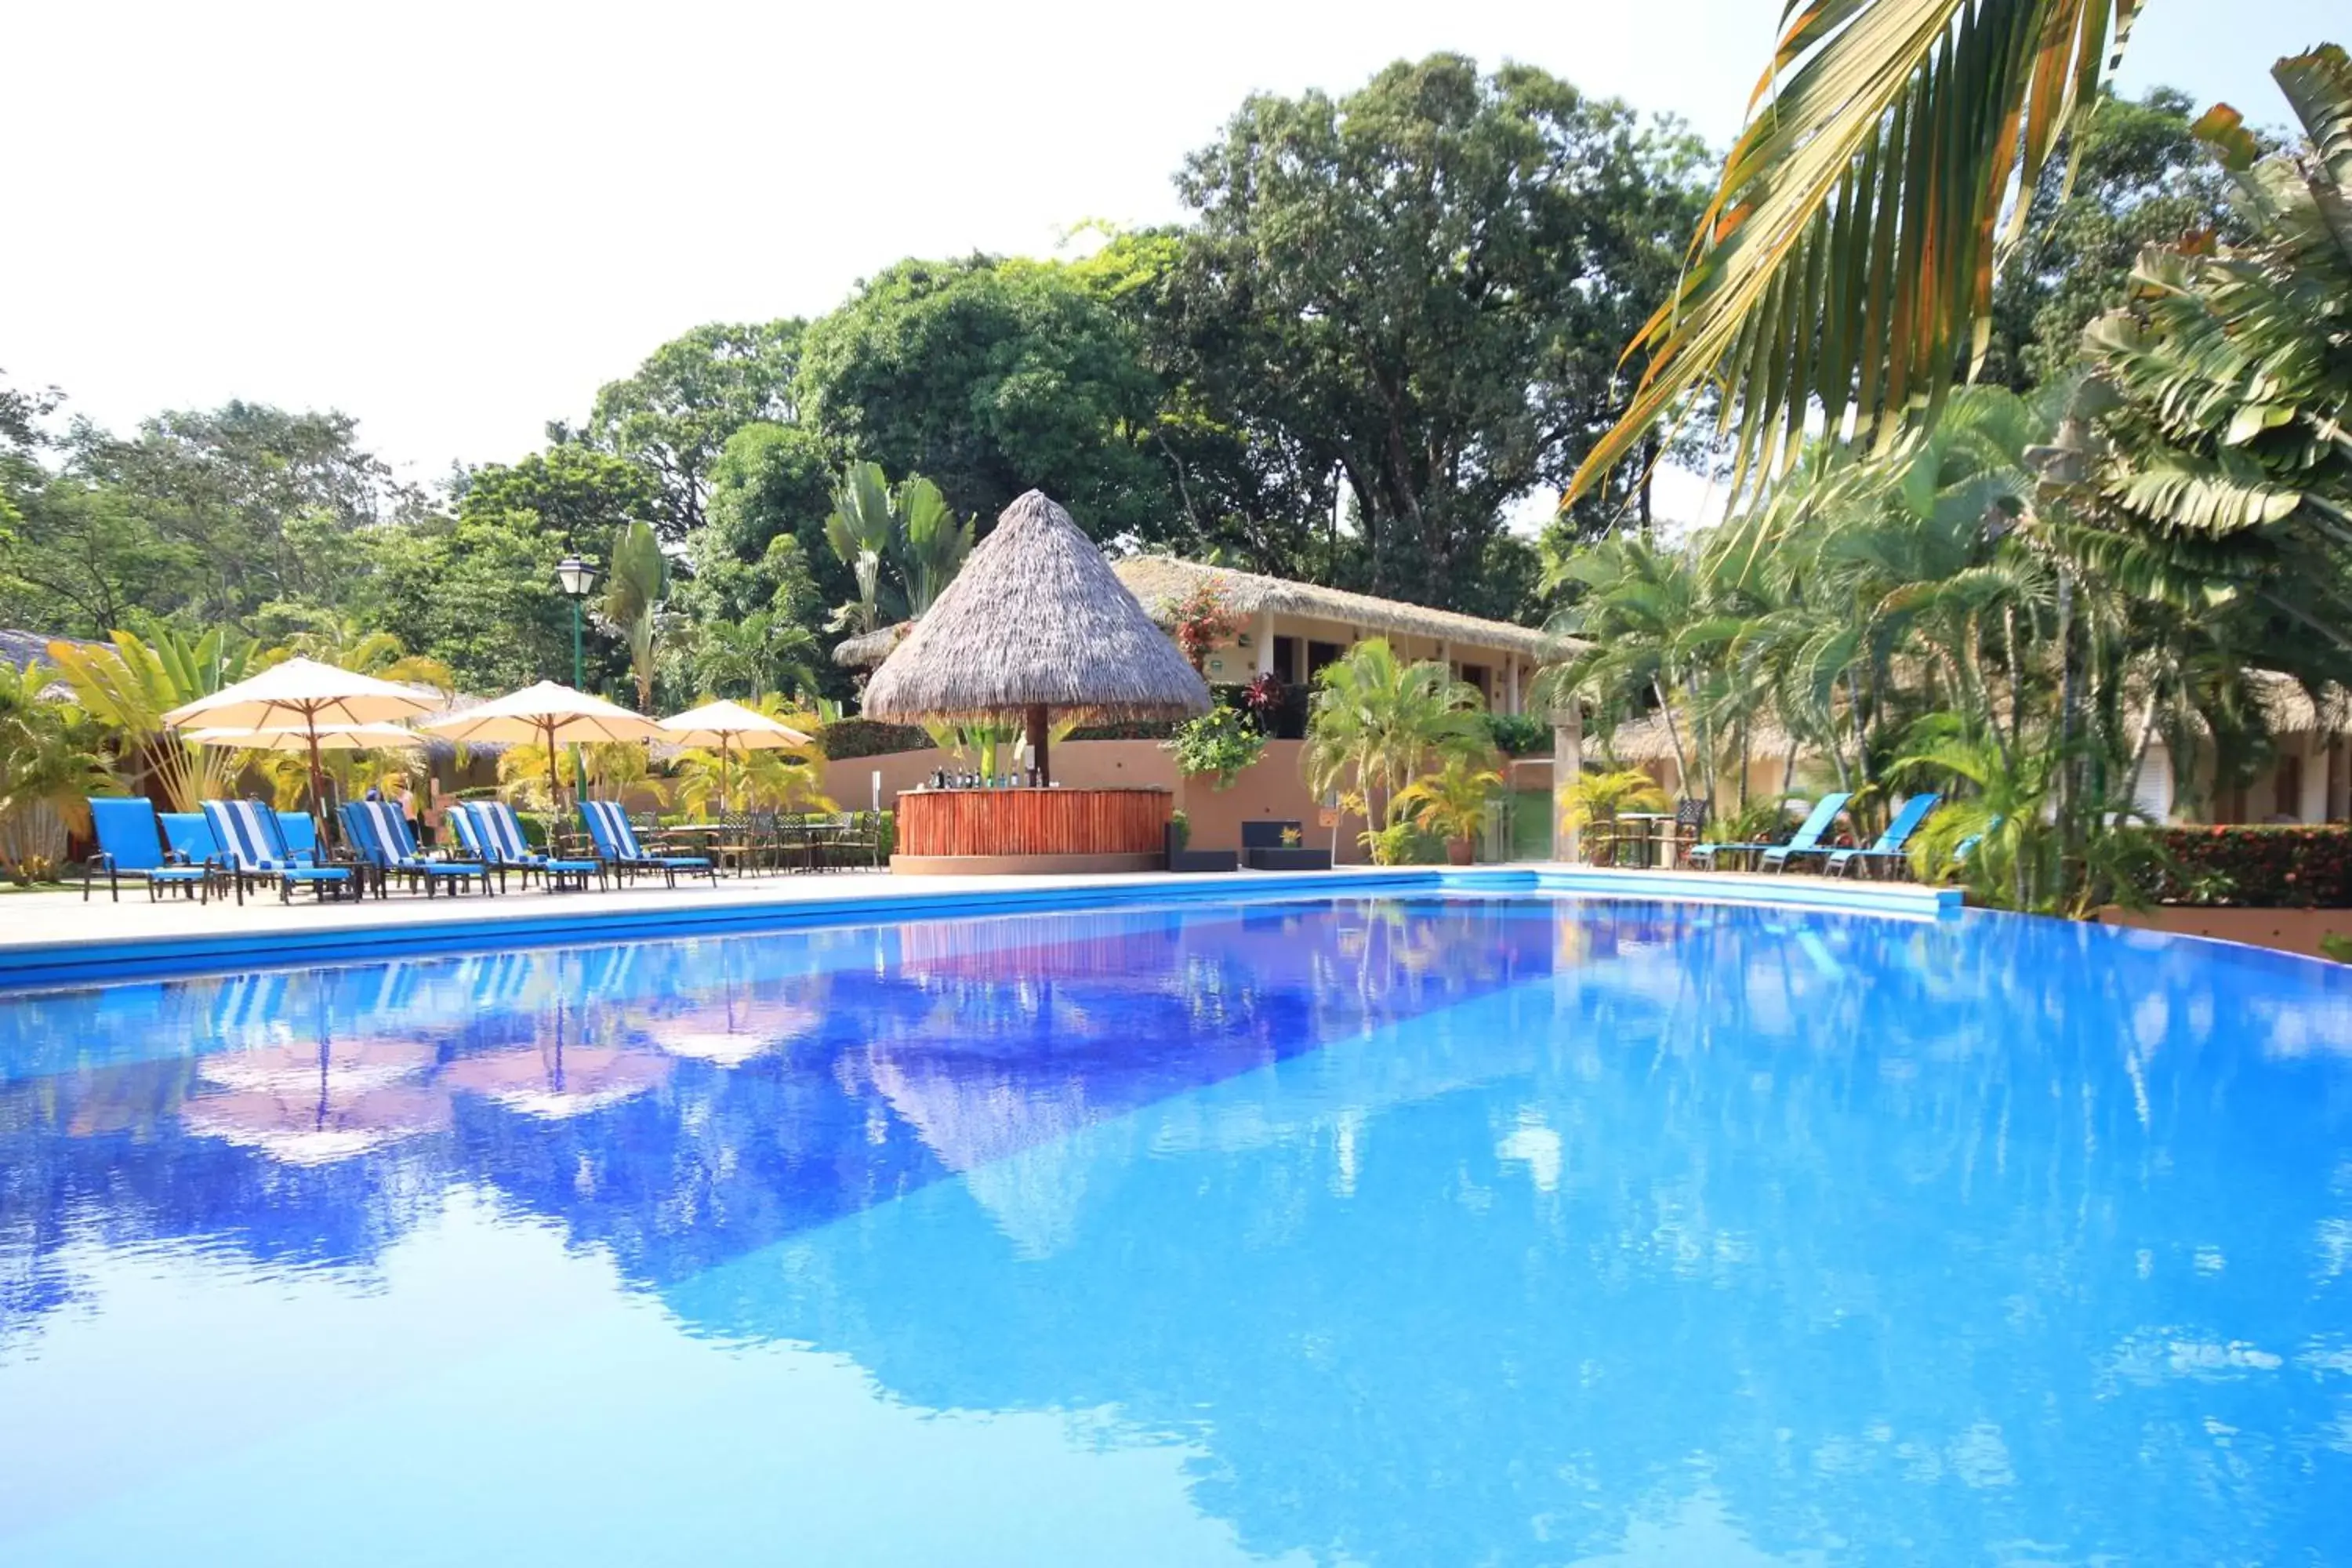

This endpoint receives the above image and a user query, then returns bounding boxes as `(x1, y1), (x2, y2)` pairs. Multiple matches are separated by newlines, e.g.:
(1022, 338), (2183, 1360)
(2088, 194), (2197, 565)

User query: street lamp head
(555, 554), (598, 600)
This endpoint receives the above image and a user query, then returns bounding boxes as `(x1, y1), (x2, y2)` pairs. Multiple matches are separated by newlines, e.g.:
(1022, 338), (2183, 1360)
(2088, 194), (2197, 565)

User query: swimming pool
(0, 893), (2346, 1564)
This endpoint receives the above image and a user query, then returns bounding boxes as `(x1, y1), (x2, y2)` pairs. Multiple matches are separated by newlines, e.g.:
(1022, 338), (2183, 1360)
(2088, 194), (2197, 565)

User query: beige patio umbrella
(417, 680), (662, 808)
(186, 721), (424, 753)
(657, 699), (812, 814)
(860, 490), (1209, 783)
(162, 658), (440, 829)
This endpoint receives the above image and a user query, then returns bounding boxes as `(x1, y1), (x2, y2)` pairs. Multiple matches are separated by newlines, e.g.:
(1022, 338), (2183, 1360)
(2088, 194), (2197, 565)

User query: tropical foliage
(0, 662), (110, 883)
(600, 519), (668, 713)
(45, 626), (258, 811)
(1164, 706), (1266, 789)
(823, 462), (976, 634)
(1302, 640), (1490, 837)
(1555, 768), (1671, 842)
(1568, 0), (2141, 508)
(1393, 753), (1506, 853)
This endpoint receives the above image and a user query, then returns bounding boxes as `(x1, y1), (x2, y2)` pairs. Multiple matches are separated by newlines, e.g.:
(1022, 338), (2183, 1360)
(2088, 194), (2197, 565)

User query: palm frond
(1566, 0), (2134, 509)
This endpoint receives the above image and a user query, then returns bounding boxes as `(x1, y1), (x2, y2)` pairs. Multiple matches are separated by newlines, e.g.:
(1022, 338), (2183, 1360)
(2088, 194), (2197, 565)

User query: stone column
(1254, 609), (1275, 677)
(2299, 735), (2328, 822)
(1549, 702), (1583, 863)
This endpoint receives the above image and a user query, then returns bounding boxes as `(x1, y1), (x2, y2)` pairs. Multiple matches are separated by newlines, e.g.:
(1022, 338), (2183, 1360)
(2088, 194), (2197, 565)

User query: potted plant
(1395, 753), (1504, 866)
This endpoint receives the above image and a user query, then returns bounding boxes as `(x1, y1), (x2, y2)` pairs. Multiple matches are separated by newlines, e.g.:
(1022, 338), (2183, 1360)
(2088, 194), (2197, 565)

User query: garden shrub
(2129, 825), (2352, 909)
(1483, 713), (1551, 757)
(812, 718), (929, 760)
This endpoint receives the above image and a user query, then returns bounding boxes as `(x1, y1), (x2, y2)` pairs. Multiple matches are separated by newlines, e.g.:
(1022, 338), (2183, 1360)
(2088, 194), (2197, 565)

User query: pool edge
(5, 868), (1960, 989)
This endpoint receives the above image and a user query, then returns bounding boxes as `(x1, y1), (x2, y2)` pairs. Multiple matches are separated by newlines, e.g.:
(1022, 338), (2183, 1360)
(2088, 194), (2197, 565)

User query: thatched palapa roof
(860, 491), (1212, 725)
(1602, 710), (1809, 764)
(833, 622), (909, 669)
(1112, 557), (1570, 661)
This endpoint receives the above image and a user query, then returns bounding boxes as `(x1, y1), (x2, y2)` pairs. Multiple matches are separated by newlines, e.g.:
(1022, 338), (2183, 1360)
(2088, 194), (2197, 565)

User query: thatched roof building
(861, 491), (1210, 727)
(1601, 710), (1809, 764)
(1112, 557), (1569, 661)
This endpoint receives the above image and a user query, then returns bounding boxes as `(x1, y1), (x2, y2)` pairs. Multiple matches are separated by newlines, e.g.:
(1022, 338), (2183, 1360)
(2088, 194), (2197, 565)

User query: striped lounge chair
(201, 800), (358, 904)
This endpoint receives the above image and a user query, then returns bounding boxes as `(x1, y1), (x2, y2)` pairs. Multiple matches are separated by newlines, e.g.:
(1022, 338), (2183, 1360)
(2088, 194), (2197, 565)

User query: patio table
(1611, 813), (1674, 869)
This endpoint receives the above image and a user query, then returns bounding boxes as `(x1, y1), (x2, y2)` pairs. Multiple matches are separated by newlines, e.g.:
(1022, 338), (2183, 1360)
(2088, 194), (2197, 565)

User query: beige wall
(2098, 905), (2350, 959)
(1190, 610), (1536, 715)
(2136, 734), (2352, 826)
(823, 737), (1375, 863)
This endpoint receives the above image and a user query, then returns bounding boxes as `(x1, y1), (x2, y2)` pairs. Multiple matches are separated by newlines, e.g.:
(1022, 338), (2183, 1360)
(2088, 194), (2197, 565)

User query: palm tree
(1566, 0), (2141, 510)
(1534, 537), (1715, 800)
(45, 625), (258, 811)
(825, 463), (898, 635)
(1555, 768), (1673, 859)
(689, 612), (819, 701)
(1303, 640), (1488, 833)
(0, 661), (113, 883)
(893, 475), (975, 619)
(1392, 752), (1505, 863)
(273, 614), (455, 691)
(2077, 47), (2352, 648)
(671, 746), (832, 819)
(601, 519), (667, 711)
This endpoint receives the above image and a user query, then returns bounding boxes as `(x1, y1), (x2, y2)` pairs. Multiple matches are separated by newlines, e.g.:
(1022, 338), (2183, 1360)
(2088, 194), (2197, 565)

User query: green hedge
(1483, 713), (1552, 757)
(812, 718), (930, 760)
(2134, 825), (2352, 908)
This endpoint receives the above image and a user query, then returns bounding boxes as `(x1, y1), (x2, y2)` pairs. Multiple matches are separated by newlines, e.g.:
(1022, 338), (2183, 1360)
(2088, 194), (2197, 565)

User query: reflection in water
(0, 898), (2349, 1564)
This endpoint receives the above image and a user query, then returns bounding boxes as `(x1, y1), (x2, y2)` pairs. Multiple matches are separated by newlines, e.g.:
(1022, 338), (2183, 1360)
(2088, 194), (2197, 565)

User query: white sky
(4, 0), (2339, 520)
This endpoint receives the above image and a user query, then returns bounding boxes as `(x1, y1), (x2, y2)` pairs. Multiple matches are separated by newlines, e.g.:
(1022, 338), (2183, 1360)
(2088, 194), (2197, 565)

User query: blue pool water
(1, 894), (2347, 1565)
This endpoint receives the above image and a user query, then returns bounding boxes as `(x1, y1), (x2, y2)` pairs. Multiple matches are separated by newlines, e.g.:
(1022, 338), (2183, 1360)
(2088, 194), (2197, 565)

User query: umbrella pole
(546, 720), (564, 815)
(306, 711), (330, 847)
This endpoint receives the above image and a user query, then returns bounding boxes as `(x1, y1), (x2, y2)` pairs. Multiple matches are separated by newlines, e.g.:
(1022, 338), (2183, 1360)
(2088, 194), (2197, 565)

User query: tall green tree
(797, 256), (1170, 538)
(7, 401), (412, 631)
(1982, 86), (2241, 390)
(586, 320), (803, 538)
(1172, 55), (1708, 605)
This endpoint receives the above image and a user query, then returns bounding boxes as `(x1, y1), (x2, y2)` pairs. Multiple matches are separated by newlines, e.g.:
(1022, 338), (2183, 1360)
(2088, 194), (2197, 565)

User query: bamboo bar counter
(891, 786), (1172, 875)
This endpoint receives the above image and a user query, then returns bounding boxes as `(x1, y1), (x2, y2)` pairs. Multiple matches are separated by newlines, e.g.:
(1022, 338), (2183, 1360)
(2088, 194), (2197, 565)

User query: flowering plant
(1171, 585), (1245, 671)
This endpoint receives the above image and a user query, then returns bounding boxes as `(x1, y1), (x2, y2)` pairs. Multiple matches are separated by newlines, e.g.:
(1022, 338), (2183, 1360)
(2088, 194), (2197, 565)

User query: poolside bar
(893, 785), (1173, 873)
(858, 489), (1212, 876)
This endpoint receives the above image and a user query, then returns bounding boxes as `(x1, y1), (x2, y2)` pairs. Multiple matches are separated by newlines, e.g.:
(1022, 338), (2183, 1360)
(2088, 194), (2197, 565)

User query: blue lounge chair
(275, 811), (325, 866)
(580, 799), (714, 887)
(82, 797), (211, 903)
(341, 800), (491, 898)
(202, 800), (358, 904)
(456, 800), (604, 892)
(160, 811), (221, 872)
(1827, 793), (1942, 879)
(1690, 793), (1853, 873)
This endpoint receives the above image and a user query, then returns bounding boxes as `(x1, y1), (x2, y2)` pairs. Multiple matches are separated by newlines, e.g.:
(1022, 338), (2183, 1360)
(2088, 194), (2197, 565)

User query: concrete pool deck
(0, 863), (1958, 988)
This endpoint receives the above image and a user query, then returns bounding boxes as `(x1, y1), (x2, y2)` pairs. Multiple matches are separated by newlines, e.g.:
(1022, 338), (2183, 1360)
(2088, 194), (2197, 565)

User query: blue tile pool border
(4, 868), (1959, 989)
